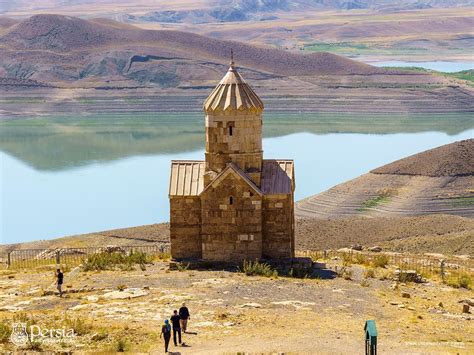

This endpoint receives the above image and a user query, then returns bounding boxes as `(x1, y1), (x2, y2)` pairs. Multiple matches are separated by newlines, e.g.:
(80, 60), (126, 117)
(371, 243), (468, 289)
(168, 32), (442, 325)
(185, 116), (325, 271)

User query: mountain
(0, 14), (381, 87)
(296, 139), (474, 219)
(1, 14), (472, 116)
(119, 0), (474, 24)
(3, 1), (474, 23)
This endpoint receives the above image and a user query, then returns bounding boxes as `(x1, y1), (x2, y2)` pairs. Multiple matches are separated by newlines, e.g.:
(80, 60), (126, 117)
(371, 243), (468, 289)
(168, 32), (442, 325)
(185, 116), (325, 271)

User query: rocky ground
(0, 258), (472, 354)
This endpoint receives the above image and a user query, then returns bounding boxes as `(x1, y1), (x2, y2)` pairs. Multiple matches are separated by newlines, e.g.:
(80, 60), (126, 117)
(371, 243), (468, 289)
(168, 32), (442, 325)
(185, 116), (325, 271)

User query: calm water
(1, 113), (473, 244)
(373, 61), (473, 72)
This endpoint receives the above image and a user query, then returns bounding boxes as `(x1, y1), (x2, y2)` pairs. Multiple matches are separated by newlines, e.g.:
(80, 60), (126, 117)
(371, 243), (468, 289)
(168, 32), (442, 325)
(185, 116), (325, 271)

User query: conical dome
(203, 61), (264, 114)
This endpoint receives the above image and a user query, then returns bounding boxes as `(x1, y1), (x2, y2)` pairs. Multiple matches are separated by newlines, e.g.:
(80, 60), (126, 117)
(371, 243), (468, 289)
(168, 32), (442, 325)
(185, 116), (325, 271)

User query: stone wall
(170, 197), (202, 259)
(205, 113), (263, 185)
(262, 194), (295, 259)
(201, 172), (263, 262)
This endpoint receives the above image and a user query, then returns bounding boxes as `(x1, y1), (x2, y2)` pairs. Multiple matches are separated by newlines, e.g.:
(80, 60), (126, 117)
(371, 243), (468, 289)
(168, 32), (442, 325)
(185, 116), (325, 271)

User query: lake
(372, 61), (473, 72)
(1, 112), (473, 244)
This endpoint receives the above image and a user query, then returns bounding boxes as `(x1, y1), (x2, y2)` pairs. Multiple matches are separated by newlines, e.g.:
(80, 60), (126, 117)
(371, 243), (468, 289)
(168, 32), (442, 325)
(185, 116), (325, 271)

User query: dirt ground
(3, 214), (473, 257)
(0, 260), (472, 354)
(295, 215), (474, 255)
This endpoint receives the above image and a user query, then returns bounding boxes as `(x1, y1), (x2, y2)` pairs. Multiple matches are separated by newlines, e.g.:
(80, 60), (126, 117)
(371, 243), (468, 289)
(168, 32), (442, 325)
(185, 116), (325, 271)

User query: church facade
(169, 59), (295, 262)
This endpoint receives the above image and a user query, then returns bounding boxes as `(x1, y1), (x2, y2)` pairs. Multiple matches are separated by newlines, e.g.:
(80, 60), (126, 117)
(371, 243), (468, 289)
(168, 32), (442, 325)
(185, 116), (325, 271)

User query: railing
(1, 245), (472, 278)
(1, 243), (170, 269)
(297, 249), (474, 278)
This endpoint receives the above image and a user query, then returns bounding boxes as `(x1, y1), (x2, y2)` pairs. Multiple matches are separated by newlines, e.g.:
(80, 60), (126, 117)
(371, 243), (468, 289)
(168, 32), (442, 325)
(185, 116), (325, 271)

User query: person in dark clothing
(56, 269), (64, 297)
(160, 319), (171, 353)
(170, 310), (181, 346)
(179, 303), (190, 333)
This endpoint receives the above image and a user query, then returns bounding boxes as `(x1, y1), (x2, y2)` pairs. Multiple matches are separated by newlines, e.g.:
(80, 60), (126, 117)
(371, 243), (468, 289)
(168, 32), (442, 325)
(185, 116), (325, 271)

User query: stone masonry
(169, 57), (295, 262)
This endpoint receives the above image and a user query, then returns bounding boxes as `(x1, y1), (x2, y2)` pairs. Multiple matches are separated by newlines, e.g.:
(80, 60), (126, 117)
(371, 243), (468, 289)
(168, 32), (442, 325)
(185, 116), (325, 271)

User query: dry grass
(1, 260), (473, 353)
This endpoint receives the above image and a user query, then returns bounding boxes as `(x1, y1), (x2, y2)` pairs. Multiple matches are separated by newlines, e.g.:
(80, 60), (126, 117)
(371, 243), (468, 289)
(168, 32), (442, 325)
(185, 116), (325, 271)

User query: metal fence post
(56, 250), (60, 265)
(7, 252), (11, 268)
(440, 260), (446, 283)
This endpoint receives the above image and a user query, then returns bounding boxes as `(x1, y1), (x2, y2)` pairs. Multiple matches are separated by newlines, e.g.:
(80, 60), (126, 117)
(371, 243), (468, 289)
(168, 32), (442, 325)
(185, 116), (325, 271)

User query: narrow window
(229, 196), (233, 205)
(229, 126), (233, 136)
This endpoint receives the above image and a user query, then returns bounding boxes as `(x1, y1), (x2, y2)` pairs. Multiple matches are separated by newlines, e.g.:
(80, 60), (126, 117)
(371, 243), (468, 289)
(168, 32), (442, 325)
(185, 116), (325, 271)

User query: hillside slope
(296, 139), (474, 219)
(372, 139), (474, 177)
(0, 14), (472, 115)
(0, 14), (378, 79)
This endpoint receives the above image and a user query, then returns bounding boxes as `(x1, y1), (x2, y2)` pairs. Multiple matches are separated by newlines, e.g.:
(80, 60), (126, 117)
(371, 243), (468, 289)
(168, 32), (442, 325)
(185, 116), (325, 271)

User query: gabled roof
(261, 160), (294, 195)
(203, 61), (264, 114)
(200, 162), (263, 196)
(169, 160), (205, 197)
(169, 160), (294, 197)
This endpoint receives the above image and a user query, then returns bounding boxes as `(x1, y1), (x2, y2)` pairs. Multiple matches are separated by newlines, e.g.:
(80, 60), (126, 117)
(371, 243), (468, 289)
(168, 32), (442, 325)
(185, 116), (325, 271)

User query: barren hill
(372, 139), (474, 177)
(1, 14), (472, 115)
(0, 17), (18, 29)
(296, 139), (474, 219)
(0, 14), (378, 77)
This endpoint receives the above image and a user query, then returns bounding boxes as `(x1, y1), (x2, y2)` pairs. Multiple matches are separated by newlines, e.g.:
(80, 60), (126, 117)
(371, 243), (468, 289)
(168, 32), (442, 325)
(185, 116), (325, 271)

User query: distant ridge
(0, 14), (380, 76)
(0, 17), (18, 29)
(371, 139), (474, 177)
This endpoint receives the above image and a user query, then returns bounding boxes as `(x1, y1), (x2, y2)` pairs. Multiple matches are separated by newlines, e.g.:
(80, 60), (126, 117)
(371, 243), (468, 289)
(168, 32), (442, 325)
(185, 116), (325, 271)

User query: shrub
(64, 316), (92, 336)
(82, 251), (152, 271)
(459, 274), (472, 289)
(342, 269), (353, 280)
(13, 312), (36, 333)
(26, 341), (43, 351)
(364, 268), (375, 279)
(241, 260), (278, 278)
(153, 252), (171, 261)
(0, 320), (12, 344)
(176, 262), (190, 272)
(378, 269), (394, 281)
(337, 266), (352, 280)
(372, 255), (389, 268)
(342, 253), (353, 266)
(398, 270), (413, 283)
(91, 329), (108, 341)
(354, 254), (368, 265)
(447, 273), (472, 290)
(127, 251), (150, 265)
(115, 338), (129, 352)
(216, 312), (229, 320)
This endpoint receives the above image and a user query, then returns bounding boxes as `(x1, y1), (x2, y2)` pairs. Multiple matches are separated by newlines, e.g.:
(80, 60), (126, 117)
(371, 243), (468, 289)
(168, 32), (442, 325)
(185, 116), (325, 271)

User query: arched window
(229, 196), (233, 205)
(229, 126), (233, 136)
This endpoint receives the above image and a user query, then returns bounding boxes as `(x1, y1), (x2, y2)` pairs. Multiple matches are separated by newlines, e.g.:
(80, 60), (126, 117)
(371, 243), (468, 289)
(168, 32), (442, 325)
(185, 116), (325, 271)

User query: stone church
(169, 58), (295, 262)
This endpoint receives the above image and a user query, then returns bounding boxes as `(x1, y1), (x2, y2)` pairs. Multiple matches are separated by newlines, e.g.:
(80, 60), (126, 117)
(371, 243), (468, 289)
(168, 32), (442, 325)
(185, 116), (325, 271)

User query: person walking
(160, 319), (171, 353)
(56, 269), (64, 297)
(179, 303), (190, 333)
(170, 310), (182, 346)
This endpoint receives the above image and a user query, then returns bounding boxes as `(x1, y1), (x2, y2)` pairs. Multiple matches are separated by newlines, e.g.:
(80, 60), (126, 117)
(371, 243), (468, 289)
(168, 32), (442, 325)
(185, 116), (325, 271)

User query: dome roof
(203, 61), (264, 114)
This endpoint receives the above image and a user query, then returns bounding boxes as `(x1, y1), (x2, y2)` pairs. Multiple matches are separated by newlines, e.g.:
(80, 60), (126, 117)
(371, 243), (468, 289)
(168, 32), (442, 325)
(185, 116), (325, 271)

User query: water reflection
(1, 124), (473, 244)
(1, 112), (472, 171)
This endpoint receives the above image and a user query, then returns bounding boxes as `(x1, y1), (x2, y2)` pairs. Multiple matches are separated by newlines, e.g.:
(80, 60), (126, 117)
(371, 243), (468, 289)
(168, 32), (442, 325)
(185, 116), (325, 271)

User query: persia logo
(10, 323), (28, 346)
